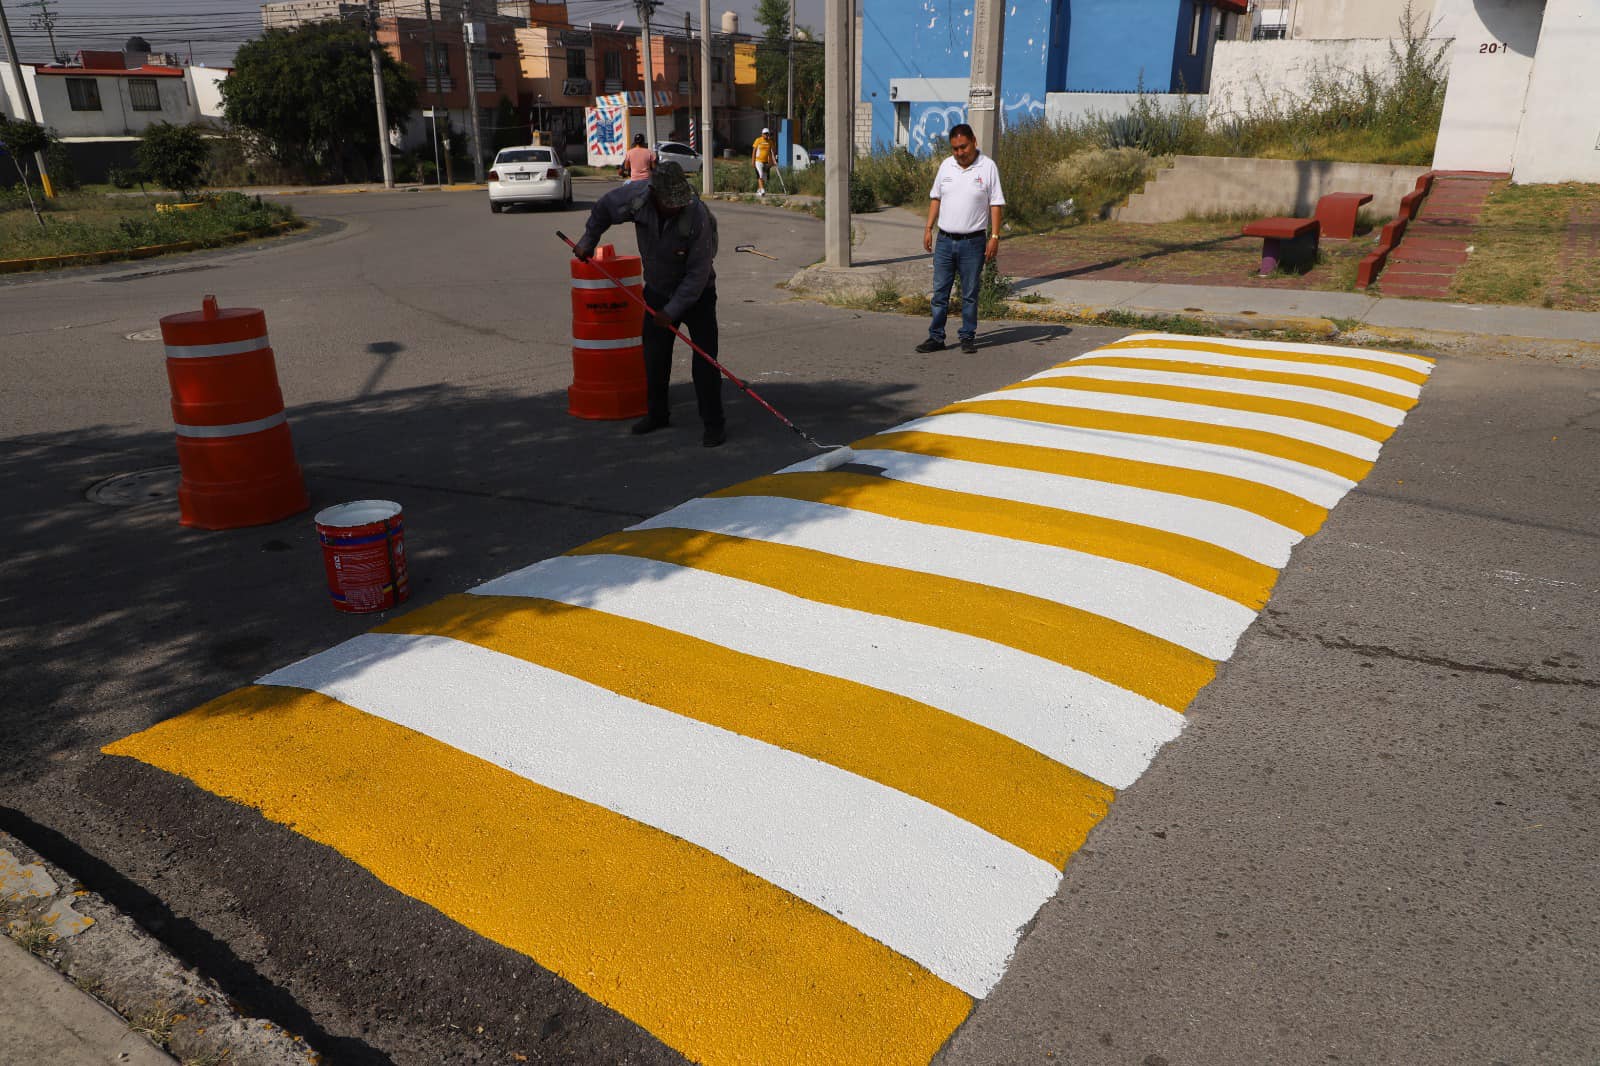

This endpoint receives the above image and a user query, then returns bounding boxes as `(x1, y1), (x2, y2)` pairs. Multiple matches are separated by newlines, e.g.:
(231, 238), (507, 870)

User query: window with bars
(66, 77), (101, 111)
(128, 78), (162, 111)
(712, 56), (725, 84)
(603, 51), (623, 81)
(566, 47), (586, 80)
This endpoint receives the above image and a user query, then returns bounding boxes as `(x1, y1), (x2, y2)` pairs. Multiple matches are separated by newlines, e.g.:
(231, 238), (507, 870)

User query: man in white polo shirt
(917, 123), (1005, 355)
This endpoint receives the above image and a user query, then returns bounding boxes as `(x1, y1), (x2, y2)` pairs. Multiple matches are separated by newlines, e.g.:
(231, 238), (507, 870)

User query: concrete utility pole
(699, 0), (711, 195)
(0, 0), (53, 198)
(636, 0), (660, 149)
(786, 0), (795, 126)
(967, 0), (1005, 154)
(462, 19), (486, 182)
(823, 0), (849, 266)
(22, 0), (60, 64)
(366, 0), (395, 188)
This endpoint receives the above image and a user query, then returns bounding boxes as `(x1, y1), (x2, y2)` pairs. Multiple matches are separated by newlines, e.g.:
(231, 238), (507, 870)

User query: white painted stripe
(1118, 332), (1434, 375)
(163, 334), (270, 359)
(172, 411), (287, 439)
(1023, 364), (1407, 428)
(571, 334), (642, 349)
(807, 448), (1302, 567)
(259, 630), (1062, 998)
(471, 553), (1186, 791)
(570, 275), (643, 289)
(1080, 345), (1422, 399)
(967, 385), (1383, 461)
(878, 412), (1355, 508)
(632, 496), (1258, 660)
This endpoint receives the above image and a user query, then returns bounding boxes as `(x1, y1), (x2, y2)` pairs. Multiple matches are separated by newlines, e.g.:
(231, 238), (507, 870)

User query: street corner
(100, 331), (1436, 1064)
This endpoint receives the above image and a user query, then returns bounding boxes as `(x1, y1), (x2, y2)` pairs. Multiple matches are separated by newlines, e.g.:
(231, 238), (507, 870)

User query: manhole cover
(86, 466), (181, 506)
(125, 328), (162, 342)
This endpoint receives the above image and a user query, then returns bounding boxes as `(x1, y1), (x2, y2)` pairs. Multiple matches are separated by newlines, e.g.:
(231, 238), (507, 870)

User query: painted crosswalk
(105, 332), (1434, 1064)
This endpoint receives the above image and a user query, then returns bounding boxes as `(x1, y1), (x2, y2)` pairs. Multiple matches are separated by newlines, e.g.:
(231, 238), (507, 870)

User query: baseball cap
(761, 127), (770, 134)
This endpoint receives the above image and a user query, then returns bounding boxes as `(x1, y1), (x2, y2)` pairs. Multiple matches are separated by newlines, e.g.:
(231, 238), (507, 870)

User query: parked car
(488, 146), (572, 212)
(809, 148), (825, 164)
(653, 141), (703, 175)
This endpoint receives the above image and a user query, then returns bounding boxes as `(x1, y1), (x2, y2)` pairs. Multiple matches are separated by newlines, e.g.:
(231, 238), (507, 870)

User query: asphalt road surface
(2, 183), (1596, 1065)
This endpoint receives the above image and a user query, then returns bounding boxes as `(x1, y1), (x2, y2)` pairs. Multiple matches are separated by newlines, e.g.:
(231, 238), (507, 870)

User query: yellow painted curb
(0, 220), (303, 275)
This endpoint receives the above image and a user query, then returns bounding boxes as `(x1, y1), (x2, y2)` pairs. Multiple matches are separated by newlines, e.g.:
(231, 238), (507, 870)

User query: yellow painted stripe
(1097, 336), (1431, 385)
(378, 593), (1112, 867)
(569, 528), (1215, 711)
(1064, 355), (1416, 411)
(855, 430), (1328, 536)
(937, 399), (1374, 483)
(104, 686), (974, 1066)
(709, 471), (1278, 609)
(1003, 374), (1395, 442)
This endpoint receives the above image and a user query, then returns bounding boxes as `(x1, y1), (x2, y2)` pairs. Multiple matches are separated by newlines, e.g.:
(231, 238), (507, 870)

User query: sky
(3, 0), (826, 68)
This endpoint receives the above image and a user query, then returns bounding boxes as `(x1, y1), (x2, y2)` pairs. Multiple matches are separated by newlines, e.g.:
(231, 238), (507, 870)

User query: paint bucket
(314, 500), (410, 613)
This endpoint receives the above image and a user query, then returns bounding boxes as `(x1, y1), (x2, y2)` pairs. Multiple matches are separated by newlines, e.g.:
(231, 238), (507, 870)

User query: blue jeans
(928, 231), (984, 344)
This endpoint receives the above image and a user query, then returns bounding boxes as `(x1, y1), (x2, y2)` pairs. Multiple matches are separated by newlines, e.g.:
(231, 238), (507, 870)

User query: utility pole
(635, 0), (660, 150)
(698, 0), (711, 196)
(462, 18), (485, 182)
(423, 0), (451, 185)
(0, 0), (53, 198)
(22, 0), (60, 64)
(966, 0), (1004, 155)
(786, 0), (794, 129)
(366, 0), (394, 188)
(823, 0), (849, 266)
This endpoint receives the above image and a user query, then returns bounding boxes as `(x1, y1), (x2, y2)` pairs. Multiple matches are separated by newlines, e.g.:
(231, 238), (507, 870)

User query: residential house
(861, 0), (1247, 154)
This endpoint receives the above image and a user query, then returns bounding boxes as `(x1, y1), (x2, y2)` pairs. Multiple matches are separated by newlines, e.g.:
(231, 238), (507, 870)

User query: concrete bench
(1242, 216), (1320, 276)
(1314, 191), (1375, 240)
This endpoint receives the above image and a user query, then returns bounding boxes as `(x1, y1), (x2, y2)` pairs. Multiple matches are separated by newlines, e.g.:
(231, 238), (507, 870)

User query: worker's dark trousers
(641, 284), (724, 428)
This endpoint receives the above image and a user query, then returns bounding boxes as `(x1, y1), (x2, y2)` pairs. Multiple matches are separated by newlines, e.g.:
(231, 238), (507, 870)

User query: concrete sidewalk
(0, 937), (176, 1066)
(789, 204), (1600, 347)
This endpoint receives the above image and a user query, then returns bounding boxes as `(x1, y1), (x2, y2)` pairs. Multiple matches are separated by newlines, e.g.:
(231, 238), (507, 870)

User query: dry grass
(1451, 183), (1600, 310)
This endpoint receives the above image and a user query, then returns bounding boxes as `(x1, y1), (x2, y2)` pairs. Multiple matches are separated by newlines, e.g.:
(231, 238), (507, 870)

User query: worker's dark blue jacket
(575, 183), (718, 323)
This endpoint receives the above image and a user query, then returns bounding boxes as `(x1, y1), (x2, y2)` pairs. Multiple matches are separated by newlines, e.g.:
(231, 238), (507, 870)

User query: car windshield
(497, 150), (553, 163)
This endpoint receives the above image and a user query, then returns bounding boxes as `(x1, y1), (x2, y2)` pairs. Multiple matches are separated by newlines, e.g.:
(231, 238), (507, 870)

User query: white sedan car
(653, 141), (703, 175)
(488, 146), (572, 212)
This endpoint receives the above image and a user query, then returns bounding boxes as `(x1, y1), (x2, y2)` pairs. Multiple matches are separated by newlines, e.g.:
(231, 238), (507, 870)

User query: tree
(137, 123), (210, 197)
(221, 21), (417, 182)
(751, 0), (825, 150)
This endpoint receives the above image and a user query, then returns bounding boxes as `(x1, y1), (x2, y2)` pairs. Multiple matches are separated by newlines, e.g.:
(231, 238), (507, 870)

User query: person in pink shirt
(621, 133), (657, 182)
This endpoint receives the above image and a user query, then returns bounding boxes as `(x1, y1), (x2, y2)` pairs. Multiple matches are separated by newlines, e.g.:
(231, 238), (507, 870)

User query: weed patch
(0, 190), (298, 264)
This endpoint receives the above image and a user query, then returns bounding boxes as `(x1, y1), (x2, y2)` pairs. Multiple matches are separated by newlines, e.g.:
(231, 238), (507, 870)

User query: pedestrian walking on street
(574, 161), (726, 447)
(752, 127), (775, 196)
(917, 123), (1005, 355)
(620, 133), (656, 182)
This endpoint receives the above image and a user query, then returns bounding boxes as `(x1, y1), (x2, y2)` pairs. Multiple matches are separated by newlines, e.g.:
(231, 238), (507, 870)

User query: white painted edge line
(879, 412), (1356, 509)
(173, 411), (287, 439)
(968, 385), (1383, 462)
(1078, 346), (1423, 399)
(470, 553), (1188, 791)
(631, 495), (1259, 660)
(163, 335), (270, 359)
(259, 631), (1061, 998)
(1021, 364), (1407, 428)
(1117, 332), (1435, 374)
(811, 448), (1302, 568)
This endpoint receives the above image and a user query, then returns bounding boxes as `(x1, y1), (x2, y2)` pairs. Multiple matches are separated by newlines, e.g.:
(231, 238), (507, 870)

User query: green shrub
(854, 148), (933, 207)
(107, 166), (139, 189)
(43, 143), (80, 191)
(1053, 147), (1158, 220)
(137, 123), (210, 197)
(848, 169), (877, 213)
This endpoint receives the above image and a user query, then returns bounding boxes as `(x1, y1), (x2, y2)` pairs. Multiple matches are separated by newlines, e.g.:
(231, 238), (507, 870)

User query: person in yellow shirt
(751, 127), (775, 196)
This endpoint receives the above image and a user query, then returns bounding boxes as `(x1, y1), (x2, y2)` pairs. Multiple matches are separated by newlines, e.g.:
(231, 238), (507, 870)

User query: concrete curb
(0, 220), (304, 275)
(1, 830), (316, 1066)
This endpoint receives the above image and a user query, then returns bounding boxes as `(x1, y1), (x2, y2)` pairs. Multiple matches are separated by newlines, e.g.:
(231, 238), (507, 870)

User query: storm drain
(86, 466), (181, 506)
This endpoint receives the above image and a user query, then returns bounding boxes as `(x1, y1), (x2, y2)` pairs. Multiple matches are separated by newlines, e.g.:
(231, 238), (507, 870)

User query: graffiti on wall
(907, 94), (1046, 154)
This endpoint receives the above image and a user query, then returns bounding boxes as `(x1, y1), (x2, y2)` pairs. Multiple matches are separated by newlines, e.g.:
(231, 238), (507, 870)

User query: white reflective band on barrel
(164, 334), (271, 359)
(173, 411), (287, 439)
(570, 275), (642, 289)
(571, 334), (643, 349)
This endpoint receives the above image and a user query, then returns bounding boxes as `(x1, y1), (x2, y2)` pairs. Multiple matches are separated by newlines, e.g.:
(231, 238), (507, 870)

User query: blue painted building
(861, 0), (1244, 153)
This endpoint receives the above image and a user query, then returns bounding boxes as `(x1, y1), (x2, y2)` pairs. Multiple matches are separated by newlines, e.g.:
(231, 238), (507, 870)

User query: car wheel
(489, 201), (503, 214)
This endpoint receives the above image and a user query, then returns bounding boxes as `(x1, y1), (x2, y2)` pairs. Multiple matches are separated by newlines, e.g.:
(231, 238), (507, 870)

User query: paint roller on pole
(556, 230), (856, 472)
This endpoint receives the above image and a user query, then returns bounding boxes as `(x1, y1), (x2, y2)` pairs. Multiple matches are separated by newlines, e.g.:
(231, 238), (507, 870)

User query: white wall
(1045, 92), (1196, 126)
(1291, 0), (1438, 40)
(1510, 0), (1600, 183)
(1431, 0), (1544, 172)
(188, 68), (228, 126)
(1206, 38), (1405, 120)
(31, 74), (194, 137)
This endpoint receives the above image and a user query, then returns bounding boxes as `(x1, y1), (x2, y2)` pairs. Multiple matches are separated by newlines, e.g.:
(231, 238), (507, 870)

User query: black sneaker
(631, 414), (670, 435)
(914, 338), (946, 353)
(960, 338), (979, 354)
(701, 424), (727, 448)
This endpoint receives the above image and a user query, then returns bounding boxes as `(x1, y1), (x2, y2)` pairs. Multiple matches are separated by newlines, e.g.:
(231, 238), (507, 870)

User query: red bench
(1242, 216), (1320, 276)
(1314, 191), (1375, 240)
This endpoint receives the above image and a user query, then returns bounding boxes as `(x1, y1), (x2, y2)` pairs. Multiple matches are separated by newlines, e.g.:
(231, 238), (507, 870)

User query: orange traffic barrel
(568, 244), (648, 420)
(160, 294), (309, 529)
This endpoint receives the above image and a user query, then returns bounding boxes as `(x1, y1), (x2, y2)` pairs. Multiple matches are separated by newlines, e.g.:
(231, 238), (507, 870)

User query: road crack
(1257, 623), (1600, 688)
